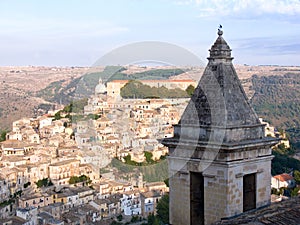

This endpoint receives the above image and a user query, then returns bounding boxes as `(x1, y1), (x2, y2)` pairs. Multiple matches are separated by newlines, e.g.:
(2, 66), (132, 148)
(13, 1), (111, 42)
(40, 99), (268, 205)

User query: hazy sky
(1, 0), (300, 66)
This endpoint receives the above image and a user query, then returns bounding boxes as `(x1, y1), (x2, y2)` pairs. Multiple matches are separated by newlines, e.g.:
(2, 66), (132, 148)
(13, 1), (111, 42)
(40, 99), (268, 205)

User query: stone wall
(168, 146), (273, 225)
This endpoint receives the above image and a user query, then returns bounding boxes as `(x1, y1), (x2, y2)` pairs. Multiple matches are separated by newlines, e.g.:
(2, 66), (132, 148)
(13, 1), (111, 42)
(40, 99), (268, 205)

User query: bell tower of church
(162, 29), (278, 225)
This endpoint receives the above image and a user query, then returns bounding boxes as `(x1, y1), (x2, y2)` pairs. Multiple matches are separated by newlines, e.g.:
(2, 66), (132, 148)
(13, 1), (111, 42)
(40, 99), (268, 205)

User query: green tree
(186, 84), (195, 96)
(110, 221), (122, 225)
(130, 215), (139, 223)
(156, 194), (169, 224)
(36, 178), (53, 188)
(69, 176), (80, 184)
(23, 182), (31, 189)
(54, 111), (62, 120)
(291, 187), (300, 197)
(117, 214), (123, 221)
(147, 214), (160, 225)
(79, 174), (91, 184)
(72, 98), (88, 113)
(63, 103), (73, 113)
(144, 152), (154, 163)
(87, 114), (100, 120)
(271, 187), (280, 195)
(69, 175), (91, 185)
(294, 170), (300, 184)
(271, 151), (300, 176)
(164, 178), (169, 187)
(121, 80), (189, 99)
(0, 130), (7, 142)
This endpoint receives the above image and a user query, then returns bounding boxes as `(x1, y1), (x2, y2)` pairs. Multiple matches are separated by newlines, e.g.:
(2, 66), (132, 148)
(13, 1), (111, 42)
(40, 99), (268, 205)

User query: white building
(120, 192), (141, 216)
(271, 173), (296, 189)
(16, 206), (38, 225)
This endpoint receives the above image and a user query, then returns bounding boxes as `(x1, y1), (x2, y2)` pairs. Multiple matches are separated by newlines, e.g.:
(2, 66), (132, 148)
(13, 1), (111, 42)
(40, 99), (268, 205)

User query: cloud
(174, 0), (300, 18)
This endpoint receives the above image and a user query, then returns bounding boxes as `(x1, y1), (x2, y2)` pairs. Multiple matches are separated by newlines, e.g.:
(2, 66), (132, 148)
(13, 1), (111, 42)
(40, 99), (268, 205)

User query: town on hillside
(0, 72), (298, 225)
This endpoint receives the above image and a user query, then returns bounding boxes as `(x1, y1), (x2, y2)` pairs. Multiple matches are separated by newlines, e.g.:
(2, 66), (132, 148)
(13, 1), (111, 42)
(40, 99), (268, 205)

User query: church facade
(162, 29), (279, 225)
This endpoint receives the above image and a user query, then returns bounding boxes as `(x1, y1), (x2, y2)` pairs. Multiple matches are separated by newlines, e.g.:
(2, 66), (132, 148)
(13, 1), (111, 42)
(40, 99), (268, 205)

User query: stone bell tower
(162, 29), (278, 225)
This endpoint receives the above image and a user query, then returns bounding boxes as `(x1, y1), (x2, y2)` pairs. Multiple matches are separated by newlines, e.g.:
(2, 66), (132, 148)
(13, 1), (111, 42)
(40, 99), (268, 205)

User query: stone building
(162, 29), (279, 225)
(48, 159), (80, 186)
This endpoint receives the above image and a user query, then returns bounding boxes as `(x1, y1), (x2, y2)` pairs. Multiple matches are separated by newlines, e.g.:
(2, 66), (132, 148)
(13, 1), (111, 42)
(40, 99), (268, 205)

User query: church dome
(95, 78), (107, 94)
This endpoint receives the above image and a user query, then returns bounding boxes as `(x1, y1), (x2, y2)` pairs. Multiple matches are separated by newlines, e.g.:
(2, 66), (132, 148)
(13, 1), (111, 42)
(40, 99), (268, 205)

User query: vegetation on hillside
(250, 73), (300, 147)
(0, 130), (7, 142)
(271, 143), (300, 175)
(62, 98), (88, 114)
(37, 103), (55, 113)
(156, 194), (169, 224)
(53, 98), (101, 123)
(271, 145), (300, 197)
(120, 152), (169, 182)
(120, 80), (190, 99)
(110, 157), (168, 182)
(69, 175), (91, 185)
(186, 84), (195, 96)
(294, 170), (300, 184)
(36, 67), (185, 106)
(147, 194), (169, 225)
(35, 178), (53, 188)
(36, 66), (126, 105)
(117, 68), (186, 81)
(36, 80), (65, 102)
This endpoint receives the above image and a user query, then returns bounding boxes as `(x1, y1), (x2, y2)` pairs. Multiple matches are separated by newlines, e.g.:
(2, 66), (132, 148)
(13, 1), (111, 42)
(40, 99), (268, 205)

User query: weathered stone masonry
(162, 29), (279, 225)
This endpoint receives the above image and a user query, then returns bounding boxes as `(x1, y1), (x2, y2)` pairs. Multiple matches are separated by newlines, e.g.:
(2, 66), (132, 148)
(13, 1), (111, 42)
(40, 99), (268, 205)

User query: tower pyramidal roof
(162, 29), (279, 225)
(168, 29), (268, 144)
(180, 28), (259, 129)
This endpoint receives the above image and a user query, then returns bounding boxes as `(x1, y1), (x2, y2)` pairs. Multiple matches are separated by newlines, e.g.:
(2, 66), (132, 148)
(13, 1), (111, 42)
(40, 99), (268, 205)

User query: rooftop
(179, 29), (260, 129)
(1, 140), (28, 149)
(140, 190), (162, 198)
(49, 159), (79, 167)
(213, 196), (300, 225)
(162, 29), (278, 148)
(273, 173), (294, 182)
(0, 216), (26, 225)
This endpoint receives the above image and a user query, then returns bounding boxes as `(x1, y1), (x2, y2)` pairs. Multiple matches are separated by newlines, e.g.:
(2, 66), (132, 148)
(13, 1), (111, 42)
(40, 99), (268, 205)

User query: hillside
(250, 73), (300, 147)
(120, 80), (190, 99)
(0, 66), (90, 129)
(1, 64), (300, 149)
(35, 66), (187, 105)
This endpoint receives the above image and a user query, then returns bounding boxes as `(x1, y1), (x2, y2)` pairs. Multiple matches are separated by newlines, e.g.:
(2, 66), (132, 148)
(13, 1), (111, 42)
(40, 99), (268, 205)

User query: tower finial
(218, 24), (223, 36)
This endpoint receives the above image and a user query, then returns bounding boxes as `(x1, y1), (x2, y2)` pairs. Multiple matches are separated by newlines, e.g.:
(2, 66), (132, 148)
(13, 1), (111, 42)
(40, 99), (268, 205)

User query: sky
(1, 0), (300, 66)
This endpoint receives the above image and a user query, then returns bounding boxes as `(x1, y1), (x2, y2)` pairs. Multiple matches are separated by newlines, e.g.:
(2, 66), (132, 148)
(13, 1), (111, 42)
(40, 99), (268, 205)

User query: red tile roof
(274, 173), (294, 182)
